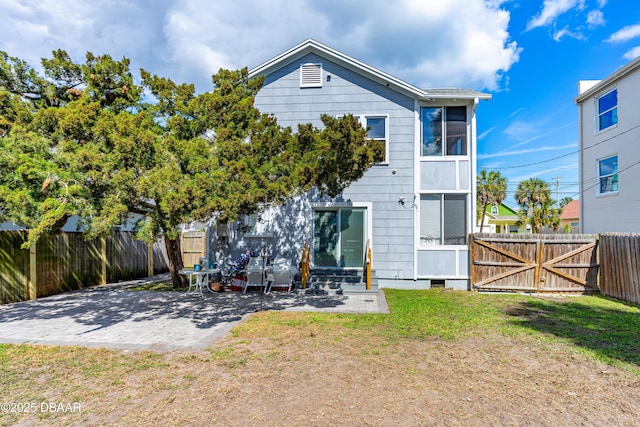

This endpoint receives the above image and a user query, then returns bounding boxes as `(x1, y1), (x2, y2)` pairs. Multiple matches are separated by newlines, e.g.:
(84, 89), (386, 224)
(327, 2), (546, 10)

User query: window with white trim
(300, 63), (322, 88)
(597, 89), (617, 131)
(597, 155), (618, 194)
(354, 115), (388, 163)
(421, 106), (468, 156)
(420, 194), (467, 246)
(239, 206), (273, 236)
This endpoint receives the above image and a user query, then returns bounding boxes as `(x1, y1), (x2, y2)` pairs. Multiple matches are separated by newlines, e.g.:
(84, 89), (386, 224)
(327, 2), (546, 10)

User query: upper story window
(597, 88), (617, 132)
(421, 106), (468, 156)
(491, 206), (498, 215)
(354, 115), (388, 163)
(300, 63), (322, 88)
(598, 155), (618, 194)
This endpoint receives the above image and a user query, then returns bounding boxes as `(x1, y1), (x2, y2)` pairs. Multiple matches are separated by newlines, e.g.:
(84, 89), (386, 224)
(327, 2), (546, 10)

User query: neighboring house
(209, 39), (490, 289)
(575, 56), (640, 233)
(479, 203), (522, 234)
(559, 199), (580, 232)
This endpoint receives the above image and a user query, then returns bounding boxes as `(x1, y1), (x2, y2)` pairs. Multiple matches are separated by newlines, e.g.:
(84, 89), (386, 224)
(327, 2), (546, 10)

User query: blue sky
(1, 0), (638, 206)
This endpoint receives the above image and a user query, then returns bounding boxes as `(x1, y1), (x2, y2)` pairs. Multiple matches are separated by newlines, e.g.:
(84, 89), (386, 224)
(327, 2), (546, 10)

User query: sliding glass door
(313, 208), (366, 268)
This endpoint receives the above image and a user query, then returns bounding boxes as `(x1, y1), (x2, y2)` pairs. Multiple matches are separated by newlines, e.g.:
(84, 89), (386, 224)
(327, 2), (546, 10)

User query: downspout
(577, 99), (584, 233)
(471, 98), (479, 235)
(469, 98), (480, 287)
(414, 99), (420, 281)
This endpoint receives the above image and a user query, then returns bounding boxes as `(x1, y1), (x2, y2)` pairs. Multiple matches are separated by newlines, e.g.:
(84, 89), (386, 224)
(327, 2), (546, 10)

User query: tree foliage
(514, 178), (561, 233)
(560, 196), (573, 208)
(476, 169), (507, 233)
(0, 50), (384, 286)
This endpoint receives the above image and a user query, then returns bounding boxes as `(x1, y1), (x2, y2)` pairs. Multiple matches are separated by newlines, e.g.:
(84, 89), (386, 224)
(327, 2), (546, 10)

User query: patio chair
(263, 259), (296, 294)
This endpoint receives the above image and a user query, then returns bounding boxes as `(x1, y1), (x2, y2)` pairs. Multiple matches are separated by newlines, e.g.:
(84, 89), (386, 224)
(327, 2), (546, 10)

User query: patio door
(313, 208), (366, 268)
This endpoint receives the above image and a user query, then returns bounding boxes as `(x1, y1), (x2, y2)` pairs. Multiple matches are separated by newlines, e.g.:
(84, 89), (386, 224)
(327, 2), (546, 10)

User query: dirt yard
(7, 310), (640, 427)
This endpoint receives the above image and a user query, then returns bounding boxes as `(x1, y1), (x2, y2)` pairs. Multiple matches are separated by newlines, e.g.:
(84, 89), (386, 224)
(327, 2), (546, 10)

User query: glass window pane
(599, 175), (618, 192)
(599, 109), (618, 130)
(599, 156), (618, 175)
(598, 90), (617, 113)
(421, 107), (442, 156)
(313, 211), (338, 266)
(366, 117), (386, 139)
(445, 107), (467, 155)
(598, 90), (618, 131)
(339, 209), (365, 267)
(444, 195), (467, 245)
(420, 195), (441, 245)
(598, 156), (618, 193)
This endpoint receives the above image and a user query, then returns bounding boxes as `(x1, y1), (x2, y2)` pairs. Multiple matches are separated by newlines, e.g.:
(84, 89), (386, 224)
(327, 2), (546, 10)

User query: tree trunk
(479, 203), (487, 233)
(164, 235), (187, 288)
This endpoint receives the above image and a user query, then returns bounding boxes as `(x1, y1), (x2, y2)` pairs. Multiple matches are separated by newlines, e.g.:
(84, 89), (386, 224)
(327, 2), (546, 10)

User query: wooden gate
(470, 234), (599, 293)
(181, 231), (206, 268)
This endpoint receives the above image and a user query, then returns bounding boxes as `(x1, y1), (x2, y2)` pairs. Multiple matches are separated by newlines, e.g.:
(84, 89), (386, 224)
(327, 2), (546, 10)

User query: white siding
(578, 63), (640, 233)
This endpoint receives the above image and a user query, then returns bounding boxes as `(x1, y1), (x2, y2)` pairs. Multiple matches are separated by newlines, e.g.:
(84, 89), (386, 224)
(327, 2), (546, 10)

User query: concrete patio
(0, 274), (389, 351)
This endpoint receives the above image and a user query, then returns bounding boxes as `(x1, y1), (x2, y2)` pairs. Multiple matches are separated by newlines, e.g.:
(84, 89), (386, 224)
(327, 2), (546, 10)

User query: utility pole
(552, 176), (563, 208)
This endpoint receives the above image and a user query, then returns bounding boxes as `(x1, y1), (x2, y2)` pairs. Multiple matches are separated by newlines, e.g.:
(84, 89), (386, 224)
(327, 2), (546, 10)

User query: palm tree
(514, 178), (561, 233)
(476, 169), (507, 232)
(560, 196), (573, 208)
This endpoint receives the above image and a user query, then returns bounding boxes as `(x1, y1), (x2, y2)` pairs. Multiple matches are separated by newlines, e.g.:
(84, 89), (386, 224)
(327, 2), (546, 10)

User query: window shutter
(300, 63), (322, 88)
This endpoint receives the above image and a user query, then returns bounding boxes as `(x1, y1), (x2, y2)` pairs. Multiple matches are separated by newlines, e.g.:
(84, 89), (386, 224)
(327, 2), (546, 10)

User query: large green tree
(514, 178), (561, 233)
(476, 169), (507, 232)
(0, 50), (383, 286)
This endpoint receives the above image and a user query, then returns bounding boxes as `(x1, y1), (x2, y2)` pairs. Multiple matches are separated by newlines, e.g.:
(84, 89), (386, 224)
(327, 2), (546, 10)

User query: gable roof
(485, 203), (518, 218)
(560, 199), (580, 220)
(249, 39), (491, 101)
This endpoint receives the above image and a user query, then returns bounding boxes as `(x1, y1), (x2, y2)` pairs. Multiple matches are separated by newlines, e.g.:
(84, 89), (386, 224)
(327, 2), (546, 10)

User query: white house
(575, 56), (640, 233)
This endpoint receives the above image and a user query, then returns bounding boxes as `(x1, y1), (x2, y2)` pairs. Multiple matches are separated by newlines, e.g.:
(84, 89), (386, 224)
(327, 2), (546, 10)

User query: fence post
(148, 242), (154, 277)
(366, 245), (372, 291)
(301, 242), (310, 289)
(28, 241), (37, 300)
(101, 236), (107, 285)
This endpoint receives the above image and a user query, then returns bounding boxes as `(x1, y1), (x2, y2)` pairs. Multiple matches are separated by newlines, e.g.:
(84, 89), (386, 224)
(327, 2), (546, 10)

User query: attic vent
(300, 63), (322, 88)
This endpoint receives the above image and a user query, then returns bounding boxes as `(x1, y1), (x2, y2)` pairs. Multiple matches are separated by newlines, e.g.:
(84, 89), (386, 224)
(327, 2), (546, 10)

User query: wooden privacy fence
(1, 230), (169, 304)
(599, 233), (640, 305)
(180, 230), (206, 269)
(470, 233), (599, 293)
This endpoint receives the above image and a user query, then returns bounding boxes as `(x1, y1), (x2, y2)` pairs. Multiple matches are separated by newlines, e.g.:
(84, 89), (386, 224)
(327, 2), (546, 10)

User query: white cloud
(478, 127), (495, 140)
(552, 26), (586, 41)
(622, 46), (640, 61)
(502, 121), (576, 151)
(477, 143), (576, 160)
(0, 0), (521, 92)
(510, 163), (577, 185)
(526, 0), (585, 31)
(606, 24), (640, 43)
(508, 108), (525, 118)
(160, 0), (521, 91)
(586, 10), (605, 27)
(0, 1), (170, 76)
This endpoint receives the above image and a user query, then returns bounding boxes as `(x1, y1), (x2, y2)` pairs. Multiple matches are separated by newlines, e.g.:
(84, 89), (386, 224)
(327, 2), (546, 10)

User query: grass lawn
(1, 289), (639, 425)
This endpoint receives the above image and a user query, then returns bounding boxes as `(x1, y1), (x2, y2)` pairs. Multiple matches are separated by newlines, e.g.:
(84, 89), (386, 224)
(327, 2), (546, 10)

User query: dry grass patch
(2, 290), (640, 426)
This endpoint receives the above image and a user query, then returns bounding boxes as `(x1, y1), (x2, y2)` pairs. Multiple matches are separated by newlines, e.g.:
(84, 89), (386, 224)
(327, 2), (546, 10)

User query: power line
(480, 122), (640, 171)
(572, 158), (640, 198)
